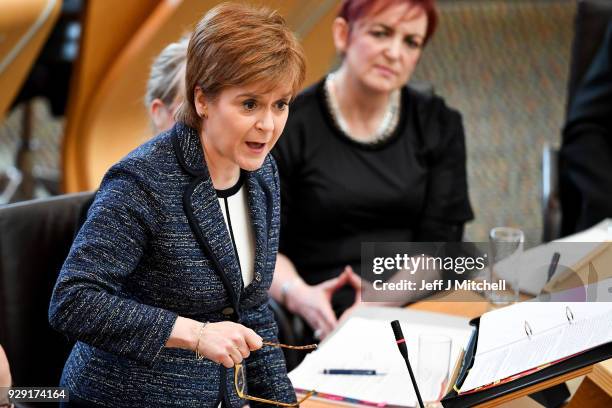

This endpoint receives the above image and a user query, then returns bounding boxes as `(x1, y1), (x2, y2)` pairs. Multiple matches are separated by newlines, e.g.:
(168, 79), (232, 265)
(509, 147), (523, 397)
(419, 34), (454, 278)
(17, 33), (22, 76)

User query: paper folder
(441, 315), (612, 407)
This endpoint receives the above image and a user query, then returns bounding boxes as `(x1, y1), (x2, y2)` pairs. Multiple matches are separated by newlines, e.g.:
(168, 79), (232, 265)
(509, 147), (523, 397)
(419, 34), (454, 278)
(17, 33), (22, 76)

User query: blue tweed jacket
(49, 123), (296, 407)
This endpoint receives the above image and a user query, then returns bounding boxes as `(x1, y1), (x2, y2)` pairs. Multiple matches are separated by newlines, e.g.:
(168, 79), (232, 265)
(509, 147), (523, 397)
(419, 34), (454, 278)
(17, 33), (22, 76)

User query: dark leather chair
(0, 192), (94, 390)
(268, 298), (304, 371)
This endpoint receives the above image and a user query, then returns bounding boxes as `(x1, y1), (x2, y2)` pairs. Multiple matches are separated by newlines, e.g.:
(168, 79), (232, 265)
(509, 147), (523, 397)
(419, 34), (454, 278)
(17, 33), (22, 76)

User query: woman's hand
(338, 266), (363, 325)
(196, 322), (263, 368)
(285, 270), (353, 340)
(0, 345), (11, 388)
(167, 318), (262, 368)
(338, 265), (405, 323)
(0, 345), (11, 406)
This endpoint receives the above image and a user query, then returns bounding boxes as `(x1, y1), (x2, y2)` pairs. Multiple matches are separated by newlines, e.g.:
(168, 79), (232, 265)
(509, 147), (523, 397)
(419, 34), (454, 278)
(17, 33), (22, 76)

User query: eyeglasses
(234, 341), (318, 407)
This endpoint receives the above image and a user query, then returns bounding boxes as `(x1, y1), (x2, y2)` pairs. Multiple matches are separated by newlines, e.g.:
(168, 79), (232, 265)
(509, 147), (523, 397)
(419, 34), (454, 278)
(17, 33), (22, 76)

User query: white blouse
(216, 173), (255, 287)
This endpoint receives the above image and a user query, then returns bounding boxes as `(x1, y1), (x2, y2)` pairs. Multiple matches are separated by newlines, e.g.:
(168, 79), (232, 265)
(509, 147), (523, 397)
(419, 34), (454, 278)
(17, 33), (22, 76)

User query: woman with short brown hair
(49, 3), (305, 407)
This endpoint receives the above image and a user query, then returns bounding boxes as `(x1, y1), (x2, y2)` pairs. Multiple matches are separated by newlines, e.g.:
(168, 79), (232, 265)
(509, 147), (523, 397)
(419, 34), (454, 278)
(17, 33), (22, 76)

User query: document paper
(289, 316), (472, 407)
(459, 302), (612, 392)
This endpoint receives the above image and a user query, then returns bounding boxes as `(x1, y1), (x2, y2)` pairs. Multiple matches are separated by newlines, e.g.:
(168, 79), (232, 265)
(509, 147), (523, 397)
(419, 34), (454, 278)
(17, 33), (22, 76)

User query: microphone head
(391, 320), (404, 341)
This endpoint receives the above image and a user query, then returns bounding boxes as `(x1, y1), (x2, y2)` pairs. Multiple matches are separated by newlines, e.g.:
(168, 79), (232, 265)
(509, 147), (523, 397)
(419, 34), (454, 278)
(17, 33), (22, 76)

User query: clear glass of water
(417, 334), (452, 404)
(488, 227), (524, 306)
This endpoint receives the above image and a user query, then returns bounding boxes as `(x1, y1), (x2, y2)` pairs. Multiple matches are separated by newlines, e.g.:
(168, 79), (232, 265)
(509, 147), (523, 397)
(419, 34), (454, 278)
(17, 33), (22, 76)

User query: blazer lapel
(172, 124), (243, 309)
(245, 172), (269, 289)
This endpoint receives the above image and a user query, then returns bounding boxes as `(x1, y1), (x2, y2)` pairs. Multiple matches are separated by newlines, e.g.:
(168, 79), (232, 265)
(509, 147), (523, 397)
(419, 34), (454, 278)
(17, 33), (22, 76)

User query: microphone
(391, 320), (424, 408)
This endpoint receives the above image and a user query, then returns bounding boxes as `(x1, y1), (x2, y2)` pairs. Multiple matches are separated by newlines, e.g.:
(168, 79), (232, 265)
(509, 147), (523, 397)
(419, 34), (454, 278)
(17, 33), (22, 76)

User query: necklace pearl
(324, 72), (400, 144)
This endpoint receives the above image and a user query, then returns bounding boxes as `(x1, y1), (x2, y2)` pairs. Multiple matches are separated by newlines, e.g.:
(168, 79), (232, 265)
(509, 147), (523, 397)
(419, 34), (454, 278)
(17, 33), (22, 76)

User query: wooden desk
(300, 291), (610, 407)
(566, 358), (612, 407)
(408, 289), (490, 319)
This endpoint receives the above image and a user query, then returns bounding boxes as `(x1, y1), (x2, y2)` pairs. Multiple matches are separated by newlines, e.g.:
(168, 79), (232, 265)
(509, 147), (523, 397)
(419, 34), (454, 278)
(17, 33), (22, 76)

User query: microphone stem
(403, 355), (425, 408)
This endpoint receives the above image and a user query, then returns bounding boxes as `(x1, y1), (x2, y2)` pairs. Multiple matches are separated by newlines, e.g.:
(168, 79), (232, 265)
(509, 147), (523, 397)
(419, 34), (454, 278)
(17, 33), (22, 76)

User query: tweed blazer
(48, 123), (296, 407)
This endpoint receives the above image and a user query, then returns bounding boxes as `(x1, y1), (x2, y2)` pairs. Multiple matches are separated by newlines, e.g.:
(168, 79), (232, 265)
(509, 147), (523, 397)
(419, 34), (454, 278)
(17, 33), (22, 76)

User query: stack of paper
(459, 302), (612, 393)
(495, 219), (612, 295)
(288, 309), (472, 407)
(555, 219), (612, 243)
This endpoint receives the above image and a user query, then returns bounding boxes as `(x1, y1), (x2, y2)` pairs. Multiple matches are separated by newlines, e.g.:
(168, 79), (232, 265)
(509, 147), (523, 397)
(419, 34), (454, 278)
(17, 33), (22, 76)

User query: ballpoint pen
(322, 369), (379, 375)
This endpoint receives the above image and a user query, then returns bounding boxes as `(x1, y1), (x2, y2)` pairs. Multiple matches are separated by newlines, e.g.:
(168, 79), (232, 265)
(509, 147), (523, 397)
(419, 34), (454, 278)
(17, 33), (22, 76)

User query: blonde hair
(145, 36), (189, 108)
(176, 2), (306, 130)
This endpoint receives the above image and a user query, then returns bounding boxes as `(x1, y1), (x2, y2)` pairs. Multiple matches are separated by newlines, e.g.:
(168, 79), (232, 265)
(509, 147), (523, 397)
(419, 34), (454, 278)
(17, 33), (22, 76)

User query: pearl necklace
(324, 72), (400, 144)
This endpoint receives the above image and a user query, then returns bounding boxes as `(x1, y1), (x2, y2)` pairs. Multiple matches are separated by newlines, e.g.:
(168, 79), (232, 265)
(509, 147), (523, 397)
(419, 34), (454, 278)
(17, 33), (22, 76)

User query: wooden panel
(290, 0), (340, 87)
(566, 376), (612, 408)
(409, 290), (490, 319)
(0, 0), (61, 119)
(69, 0), (217, 192)
(61, 0), (159, 192)
(590, 358), (612, 398)
(62, 0), (344, 192)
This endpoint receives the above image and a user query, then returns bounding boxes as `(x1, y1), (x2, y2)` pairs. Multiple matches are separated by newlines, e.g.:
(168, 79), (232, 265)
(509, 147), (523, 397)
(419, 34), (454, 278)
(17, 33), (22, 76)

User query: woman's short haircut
(338, 0), (438, 44)
(176, 2), (306, 130)
(145, 36), (188, 108)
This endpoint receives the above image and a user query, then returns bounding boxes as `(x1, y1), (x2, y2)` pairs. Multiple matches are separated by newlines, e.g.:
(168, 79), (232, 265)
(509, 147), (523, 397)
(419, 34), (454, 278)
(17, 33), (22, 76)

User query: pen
(547, 252), (561, 282)
(322, 369), (378, 375)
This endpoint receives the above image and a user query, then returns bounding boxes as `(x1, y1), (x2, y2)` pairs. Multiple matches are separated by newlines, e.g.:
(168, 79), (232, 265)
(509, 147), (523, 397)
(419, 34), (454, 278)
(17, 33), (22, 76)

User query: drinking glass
(488, 227), (524, 306)
(417, 334), (451, 404)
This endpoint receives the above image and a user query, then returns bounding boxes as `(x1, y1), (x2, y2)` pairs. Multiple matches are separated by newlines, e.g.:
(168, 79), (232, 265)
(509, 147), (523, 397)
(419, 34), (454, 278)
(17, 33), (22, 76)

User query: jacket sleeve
(415, 103), (474, 242)
(48, 161), (177, 367)
(243, 305), (297, 407)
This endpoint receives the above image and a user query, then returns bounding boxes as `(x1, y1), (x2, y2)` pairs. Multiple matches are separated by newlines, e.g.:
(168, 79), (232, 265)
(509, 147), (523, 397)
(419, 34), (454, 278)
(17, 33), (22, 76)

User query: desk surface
(299, 290), (611, 407)
(591, 359), (612, 397)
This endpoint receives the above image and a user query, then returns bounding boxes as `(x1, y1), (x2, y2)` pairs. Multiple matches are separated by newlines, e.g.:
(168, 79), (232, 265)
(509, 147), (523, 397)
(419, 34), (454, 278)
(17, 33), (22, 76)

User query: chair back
(0, 192), (94, 386)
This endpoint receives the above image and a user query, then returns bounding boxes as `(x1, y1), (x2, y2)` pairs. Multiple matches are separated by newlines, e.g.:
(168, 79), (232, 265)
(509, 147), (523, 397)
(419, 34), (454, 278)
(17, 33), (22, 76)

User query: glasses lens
(236, 365), (246, 394)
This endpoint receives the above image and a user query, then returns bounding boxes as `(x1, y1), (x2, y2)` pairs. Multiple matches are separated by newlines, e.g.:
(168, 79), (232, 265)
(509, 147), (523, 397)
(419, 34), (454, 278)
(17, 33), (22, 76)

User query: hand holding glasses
(234, 341), (318, 407)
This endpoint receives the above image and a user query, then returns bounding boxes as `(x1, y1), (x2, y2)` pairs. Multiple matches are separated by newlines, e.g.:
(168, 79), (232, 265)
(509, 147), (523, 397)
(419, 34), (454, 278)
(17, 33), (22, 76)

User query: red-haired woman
(272, 0), (473, 341)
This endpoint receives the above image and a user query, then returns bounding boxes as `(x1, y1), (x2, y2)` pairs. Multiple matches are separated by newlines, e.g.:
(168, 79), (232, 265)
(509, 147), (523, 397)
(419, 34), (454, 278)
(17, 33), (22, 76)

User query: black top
(273, 78), (473, 296)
